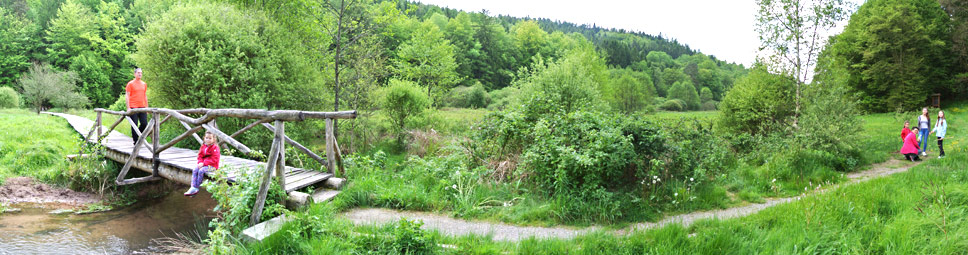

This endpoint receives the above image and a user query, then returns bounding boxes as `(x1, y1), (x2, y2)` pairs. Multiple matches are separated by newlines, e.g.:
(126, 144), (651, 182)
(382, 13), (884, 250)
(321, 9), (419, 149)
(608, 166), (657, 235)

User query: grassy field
(237, 104), (967, 254)
(0, 109), (83, 184)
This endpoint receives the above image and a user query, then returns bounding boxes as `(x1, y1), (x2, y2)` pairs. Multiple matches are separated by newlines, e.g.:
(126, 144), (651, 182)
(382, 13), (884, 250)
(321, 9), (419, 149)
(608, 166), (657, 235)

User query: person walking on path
(126, 68), (148, 144)
(930, 110), (947, 158)
(917, 107), (931, 156)
(902, 127), (921, 161)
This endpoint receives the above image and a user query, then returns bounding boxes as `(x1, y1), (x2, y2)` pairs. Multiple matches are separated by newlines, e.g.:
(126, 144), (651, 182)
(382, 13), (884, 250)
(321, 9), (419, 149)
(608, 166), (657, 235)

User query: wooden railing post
(152, 112), (161, 177)
(251, 120), (285, 225)
(275, 121), (286, 193)
(325, 119), (336, 174)
(95, 111), (102, 143)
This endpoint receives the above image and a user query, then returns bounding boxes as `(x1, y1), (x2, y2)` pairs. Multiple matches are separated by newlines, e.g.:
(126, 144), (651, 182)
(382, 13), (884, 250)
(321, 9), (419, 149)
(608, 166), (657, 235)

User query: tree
(44, 0), (95, 69)
(381, 79), (430, 142)
(510, 20), (549, 66)
(444, 12), (481, 85)
(19, 62), (88, 112)
(756, 0), (851, 126)
(940, 0), (968, 94)
(472, 11), (519, 90)
(132, 2), (322, 111)
(0, 7), (36, 90)
(605, 68), (653, 113)
(668, 80), (700, 110)
(291, 0), (401, 137)
(393, 21), (460, 107)
(44, 0), (133, 107)
(832, 0), (951, 111)
(718, 66), (795, 134)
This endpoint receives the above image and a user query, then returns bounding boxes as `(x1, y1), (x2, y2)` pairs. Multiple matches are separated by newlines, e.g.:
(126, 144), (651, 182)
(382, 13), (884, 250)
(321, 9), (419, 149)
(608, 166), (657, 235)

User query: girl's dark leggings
(938, 137), (945, 156)
(905, 153), (921, 161)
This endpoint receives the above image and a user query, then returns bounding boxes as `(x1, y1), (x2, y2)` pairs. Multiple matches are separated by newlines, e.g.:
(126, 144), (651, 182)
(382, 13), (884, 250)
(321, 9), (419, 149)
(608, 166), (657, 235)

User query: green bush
(443, 83), (490, 108)
(133, 1), (324, 149)
(513, 49), (606, 121)
(668, 80), (700, 110)
(19, 62), (90, 112)
(381, 79), (431, 133)
(486, 86), (518, 110)
(0, 87), (20, 108)
(203, 165), (288, 253)
(659, 99), (687, 111)
(717, 66), (795, 135)
(107, 93), (125, 112)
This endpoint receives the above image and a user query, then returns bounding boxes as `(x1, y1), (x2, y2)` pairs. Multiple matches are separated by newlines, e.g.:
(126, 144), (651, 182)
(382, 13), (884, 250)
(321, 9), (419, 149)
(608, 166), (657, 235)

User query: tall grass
(0, 109), (82, 184)
(244, 104), (968, 254)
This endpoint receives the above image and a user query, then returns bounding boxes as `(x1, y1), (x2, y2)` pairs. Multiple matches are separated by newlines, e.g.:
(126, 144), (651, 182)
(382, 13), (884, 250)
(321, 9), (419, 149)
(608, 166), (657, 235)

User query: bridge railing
(90, 107), (356, 224)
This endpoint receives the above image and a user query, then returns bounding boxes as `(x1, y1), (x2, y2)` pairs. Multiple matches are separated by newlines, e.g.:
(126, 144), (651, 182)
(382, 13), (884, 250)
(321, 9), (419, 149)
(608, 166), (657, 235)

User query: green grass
(239, 104), (968, 254)
(0, 109), (83, 184)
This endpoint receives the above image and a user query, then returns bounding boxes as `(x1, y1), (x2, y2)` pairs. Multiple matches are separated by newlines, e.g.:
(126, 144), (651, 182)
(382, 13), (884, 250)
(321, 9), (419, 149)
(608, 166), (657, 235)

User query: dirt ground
(0, 177), (101, 208)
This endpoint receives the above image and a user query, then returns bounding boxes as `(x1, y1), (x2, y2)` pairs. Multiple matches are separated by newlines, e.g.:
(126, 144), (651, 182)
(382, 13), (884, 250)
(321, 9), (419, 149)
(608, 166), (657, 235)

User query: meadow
(234, 103), (966, 254)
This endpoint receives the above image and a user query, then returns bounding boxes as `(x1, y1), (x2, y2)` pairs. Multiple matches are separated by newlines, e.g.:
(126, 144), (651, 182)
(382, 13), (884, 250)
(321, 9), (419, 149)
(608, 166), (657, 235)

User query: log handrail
(88, 107), (354, 225)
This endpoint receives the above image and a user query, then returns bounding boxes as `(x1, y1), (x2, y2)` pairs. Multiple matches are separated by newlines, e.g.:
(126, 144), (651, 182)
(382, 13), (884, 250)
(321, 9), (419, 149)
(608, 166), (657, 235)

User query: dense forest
(0, 0), (747, 115)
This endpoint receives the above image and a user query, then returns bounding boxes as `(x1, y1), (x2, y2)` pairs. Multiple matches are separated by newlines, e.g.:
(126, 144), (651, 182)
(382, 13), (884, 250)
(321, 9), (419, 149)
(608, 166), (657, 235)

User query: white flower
(452, 184), (458, 190)
(455, 170), (460, 175)
(690, 178), (694, 182)
(674, 192), (678, 197)
(772, 178), (776, 183)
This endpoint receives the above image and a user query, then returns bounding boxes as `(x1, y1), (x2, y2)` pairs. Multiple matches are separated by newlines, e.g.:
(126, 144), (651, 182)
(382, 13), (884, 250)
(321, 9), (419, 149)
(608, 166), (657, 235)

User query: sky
(416, 0), (866, 66)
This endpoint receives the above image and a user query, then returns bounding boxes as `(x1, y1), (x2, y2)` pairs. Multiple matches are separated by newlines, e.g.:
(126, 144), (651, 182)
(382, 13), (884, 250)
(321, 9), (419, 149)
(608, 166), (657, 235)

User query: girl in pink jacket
(186, 131), (220, 196)
(900, 127), (921, 161)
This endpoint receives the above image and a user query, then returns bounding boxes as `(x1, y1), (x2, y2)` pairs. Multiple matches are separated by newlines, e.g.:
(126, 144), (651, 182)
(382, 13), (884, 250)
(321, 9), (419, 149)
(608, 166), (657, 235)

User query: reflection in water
(0, 190), (216, 254)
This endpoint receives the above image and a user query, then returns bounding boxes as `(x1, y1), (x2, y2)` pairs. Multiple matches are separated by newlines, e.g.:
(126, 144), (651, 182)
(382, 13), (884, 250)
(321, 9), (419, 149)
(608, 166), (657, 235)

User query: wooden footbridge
(47, 107), (355, 224)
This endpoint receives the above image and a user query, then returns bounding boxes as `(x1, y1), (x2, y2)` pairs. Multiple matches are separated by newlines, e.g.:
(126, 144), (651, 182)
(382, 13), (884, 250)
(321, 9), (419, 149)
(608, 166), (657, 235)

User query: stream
(0, 190), (216, 254)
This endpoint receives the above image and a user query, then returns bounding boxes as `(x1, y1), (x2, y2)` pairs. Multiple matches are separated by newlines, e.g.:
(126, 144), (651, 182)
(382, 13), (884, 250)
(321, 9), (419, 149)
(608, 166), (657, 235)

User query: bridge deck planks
(47, 112), (331, 192)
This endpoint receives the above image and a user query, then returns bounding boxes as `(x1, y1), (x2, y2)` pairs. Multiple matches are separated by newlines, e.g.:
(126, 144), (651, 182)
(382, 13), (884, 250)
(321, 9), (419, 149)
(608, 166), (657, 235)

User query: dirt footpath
(343, 159), (918, 242)
(0, 177), (101, 207)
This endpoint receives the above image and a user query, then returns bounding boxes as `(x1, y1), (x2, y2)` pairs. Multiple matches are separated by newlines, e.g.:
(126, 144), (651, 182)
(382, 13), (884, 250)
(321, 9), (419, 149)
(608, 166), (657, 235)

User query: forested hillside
(0, 0), (746, 114)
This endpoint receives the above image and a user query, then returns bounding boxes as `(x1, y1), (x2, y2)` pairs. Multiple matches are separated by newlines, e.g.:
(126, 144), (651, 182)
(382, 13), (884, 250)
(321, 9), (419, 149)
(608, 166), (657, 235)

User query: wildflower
(452, 184), (457, 190)
(772, 178), (776, 183)
(690, 178), (694, 182)
(674, 192), (678, 197)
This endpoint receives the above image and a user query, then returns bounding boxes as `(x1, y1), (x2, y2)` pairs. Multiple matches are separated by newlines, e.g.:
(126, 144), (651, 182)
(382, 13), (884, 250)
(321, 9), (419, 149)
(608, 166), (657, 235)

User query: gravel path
(342, 159), (918, 241)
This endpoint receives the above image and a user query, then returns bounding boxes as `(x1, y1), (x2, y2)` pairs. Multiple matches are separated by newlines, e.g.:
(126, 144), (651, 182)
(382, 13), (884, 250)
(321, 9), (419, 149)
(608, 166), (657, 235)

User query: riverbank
(0, 177), (101, 209)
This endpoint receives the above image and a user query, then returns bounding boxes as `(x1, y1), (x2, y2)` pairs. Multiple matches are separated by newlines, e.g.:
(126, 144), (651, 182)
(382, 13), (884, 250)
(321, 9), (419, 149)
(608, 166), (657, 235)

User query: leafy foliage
(667, 80), (700, 110)
(833, 0), (952, 111)
(0, 86), (20, 108)
(718, 66), (795, 134)
(0, 7), (35, 90)
(203, 165), (288, 253)
(18, 62), (88, 111)
(381, 79), (431, 134)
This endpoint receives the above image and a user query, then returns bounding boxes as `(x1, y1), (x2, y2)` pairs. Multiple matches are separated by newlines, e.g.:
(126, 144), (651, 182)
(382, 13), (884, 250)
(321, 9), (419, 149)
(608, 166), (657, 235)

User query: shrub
(513, 50), (606, 121)
(19, 62), (90, 112)
(659, 99), (687, 111)
(667, 80), (700, 110)
(108, 93), (125, 112)
(701, 100), (719, 111)
(444, 83), (490, 108)
(203, 165), (288, 253)
(718, 66), (795, 135)
(0, 87), (20, 108)
(381, 79), (431, 133)
(133, 2), (324, 149)
(486, 86), (518, 110)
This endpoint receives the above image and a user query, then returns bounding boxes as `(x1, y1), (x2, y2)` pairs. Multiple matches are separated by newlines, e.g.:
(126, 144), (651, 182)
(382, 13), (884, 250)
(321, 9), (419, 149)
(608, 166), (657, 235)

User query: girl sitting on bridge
(186, 131), (220, 196)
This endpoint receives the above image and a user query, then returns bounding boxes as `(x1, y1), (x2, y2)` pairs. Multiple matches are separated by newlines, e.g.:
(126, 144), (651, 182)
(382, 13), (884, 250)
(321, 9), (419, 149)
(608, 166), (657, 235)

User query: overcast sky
(416, 0), (865, 66)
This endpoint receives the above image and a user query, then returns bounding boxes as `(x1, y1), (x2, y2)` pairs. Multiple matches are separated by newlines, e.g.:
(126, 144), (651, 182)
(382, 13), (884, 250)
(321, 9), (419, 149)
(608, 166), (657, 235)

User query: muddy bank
(0, 177), (101, 208)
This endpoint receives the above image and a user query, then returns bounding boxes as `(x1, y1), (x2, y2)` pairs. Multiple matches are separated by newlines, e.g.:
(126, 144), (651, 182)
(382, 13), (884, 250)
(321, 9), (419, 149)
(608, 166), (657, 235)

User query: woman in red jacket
(186, 131), (220, 196)
(900, 127), (921, 162)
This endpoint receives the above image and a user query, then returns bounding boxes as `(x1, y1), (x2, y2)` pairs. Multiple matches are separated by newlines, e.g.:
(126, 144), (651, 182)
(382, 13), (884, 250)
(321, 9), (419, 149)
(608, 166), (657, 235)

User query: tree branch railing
(89, 107), (356, 225)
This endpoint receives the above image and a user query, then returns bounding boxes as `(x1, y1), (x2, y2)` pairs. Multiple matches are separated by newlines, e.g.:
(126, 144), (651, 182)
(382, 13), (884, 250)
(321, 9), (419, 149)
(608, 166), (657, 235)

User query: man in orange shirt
(126, 68), (149, 144)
